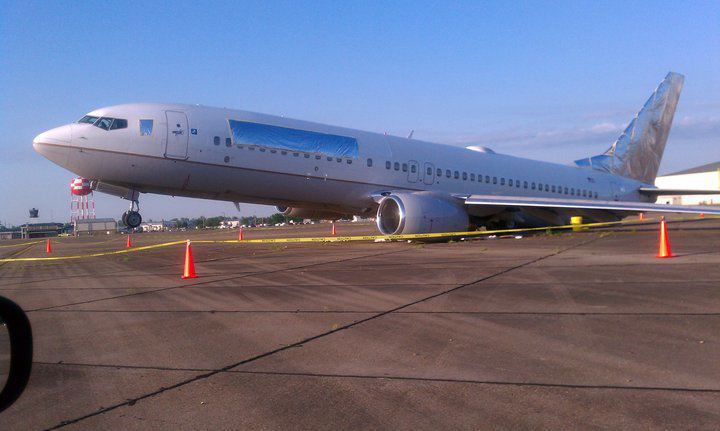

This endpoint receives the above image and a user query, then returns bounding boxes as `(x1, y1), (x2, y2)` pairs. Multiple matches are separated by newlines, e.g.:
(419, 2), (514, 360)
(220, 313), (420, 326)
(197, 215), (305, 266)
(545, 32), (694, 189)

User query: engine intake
(376, 192), (470, 235)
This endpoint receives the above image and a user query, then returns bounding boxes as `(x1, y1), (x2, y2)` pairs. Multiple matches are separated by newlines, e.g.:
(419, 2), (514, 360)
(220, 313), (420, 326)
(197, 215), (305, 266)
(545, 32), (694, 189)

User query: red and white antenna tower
(70, 178), (95, 222)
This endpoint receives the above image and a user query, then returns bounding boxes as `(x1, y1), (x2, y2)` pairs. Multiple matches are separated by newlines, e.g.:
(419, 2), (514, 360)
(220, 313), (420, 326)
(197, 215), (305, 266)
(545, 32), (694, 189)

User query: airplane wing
(463, 195), (720, 215)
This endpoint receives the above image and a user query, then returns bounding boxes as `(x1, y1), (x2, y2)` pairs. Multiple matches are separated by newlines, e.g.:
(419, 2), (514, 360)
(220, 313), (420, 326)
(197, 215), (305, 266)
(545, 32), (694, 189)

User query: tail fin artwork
(575, 72), (684, 184)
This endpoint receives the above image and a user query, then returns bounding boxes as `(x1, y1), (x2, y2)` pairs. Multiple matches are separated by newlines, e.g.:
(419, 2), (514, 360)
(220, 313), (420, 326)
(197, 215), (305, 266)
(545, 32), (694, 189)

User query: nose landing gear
(122, 199), (142, 229)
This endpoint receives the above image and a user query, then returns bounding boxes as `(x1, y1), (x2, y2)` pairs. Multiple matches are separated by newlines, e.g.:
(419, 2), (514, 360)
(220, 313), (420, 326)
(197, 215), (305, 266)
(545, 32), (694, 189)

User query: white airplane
(33, 72), (720, 233)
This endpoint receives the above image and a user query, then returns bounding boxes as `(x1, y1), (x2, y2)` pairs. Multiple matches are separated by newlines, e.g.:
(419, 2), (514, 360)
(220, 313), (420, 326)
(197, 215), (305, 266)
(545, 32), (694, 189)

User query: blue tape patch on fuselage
(228, 120), (359, 158)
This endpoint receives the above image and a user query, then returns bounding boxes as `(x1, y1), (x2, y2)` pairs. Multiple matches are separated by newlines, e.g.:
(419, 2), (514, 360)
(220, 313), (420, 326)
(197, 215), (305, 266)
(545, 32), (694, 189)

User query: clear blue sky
(1, 1), (719, 226)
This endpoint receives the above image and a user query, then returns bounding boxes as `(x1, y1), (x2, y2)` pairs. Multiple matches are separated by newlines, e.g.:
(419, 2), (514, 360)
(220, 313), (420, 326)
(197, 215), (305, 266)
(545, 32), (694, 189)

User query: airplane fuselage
(33, 103), (648, 224)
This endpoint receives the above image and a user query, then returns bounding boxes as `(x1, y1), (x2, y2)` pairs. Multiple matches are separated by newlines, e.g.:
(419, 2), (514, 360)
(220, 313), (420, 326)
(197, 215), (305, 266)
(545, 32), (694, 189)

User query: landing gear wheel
(124, 211), (142, 229)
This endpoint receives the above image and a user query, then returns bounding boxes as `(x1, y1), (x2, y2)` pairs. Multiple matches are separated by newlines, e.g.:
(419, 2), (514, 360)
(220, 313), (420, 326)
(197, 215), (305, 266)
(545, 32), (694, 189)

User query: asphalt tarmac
(0, 219), (718, 430)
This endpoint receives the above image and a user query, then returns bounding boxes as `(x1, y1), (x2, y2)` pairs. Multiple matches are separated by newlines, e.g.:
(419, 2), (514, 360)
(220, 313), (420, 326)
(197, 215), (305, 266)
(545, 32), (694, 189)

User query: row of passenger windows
(373, 158), (599, 198)
(213, 135), (354, 164)
(208, 136), (597, 198)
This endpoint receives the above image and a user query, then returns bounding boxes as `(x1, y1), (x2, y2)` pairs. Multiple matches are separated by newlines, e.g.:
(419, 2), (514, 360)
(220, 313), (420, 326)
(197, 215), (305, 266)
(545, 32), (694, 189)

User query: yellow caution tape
(0, 215), (713, 263)
(0, 240), (43, 249)
(0, 241), (186, 262)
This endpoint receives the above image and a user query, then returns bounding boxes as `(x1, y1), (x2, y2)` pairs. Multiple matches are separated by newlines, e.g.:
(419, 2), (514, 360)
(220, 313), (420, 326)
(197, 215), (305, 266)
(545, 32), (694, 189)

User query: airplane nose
(33, 125), (73, 166)
(33, 124), (72, 148)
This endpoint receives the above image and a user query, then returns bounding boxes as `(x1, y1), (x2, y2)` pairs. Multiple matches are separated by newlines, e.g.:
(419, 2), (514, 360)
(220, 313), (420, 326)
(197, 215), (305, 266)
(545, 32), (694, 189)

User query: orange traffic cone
(45, 238), (52, 254)
(238, 227), (243, 241)
(126, 234), (133, 248)
(331, 223), (337, 236)
(656, 217), (674, 258)
(181, 240), (197, 279)
(638, 212), (644, 220)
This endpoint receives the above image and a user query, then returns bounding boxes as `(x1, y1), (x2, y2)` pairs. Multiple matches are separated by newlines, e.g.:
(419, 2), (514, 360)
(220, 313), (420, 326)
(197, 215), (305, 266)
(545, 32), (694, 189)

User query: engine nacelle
(276, 206), (346, 220)
(376, 192), (470, 235)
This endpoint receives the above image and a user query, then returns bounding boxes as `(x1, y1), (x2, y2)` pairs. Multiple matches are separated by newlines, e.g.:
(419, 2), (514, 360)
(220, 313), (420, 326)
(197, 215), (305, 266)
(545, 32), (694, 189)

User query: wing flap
(464, 195), (720, 215)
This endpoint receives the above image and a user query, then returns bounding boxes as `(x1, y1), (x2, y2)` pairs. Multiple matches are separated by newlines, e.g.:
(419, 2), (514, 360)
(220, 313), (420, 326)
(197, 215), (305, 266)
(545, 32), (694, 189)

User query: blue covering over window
(228, 120), (359, 158)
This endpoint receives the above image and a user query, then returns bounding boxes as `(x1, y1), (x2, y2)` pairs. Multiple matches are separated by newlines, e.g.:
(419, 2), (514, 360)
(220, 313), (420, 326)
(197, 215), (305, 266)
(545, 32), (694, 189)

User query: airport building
(139, 221), (167, 232)
(219, 220), (241, 229)
(0, 231), (22, 240)
(20, 223), (63, 239)
(655, 161), (720, 205)
(74, 218), (118, 235)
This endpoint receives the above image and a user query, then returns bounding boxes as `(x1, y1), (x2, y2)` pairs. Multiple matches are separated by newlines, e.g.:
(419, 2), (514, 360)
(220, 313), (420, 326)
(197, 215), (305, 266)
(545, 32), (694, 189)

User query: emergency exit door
(165, 111), (189, 159)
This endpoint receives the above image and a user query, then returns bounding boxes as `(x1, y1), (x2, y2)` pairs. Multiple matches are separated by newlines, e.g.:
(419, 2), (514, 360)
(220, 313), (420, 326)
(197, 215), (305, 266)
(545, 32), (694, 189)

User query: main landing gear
(122, 199), (142, 229)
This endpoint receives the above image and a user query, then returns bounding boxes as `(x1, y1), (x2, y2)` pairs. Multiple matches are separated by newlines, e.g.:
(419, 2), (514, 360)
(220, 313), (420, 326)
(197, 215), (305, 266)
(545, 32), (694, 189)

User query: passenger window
(470, 173), (475, 181)
(594, 191), (598, 198)
(336, 158), (342, 162)
(347, 159), (352, 164)
(139, 119), (153, 135)
(454, 171), (459, 179)
(531, 183), (536, 190)
(508, 179), (513, 187)
(327, 156), (333, 161)
(582, 190), (587, 197)
(411, 165), (417, 173)
(545, 185), (549, 192)
(571, 189), (575, 195)
(516, 180), (520, 188)
(110, 119), (127, 130)
(524, 181), (528, 189)
(367, 158), (373, 167)
(564, 187), (568, 194)
(213, 136), (220, 146)
(437, 168), (442, 177)
(386, 161), (391, 169)
(226, 138), (232, 147)
(501, 178), (505, 186)
(493, 177), (497, 184)
(551, 185), (556, 193)
(281, 150), (287, 155)
(293, 152), (299, 157)
(486, 176), (490, 183)
(446, 170), (451, 178)
(427, 167), (432, 175)
(394, 162), (400, 171)
(402, 163), (408, 172)
(304, 154), (310, 158)
(271, 149), (277, 154)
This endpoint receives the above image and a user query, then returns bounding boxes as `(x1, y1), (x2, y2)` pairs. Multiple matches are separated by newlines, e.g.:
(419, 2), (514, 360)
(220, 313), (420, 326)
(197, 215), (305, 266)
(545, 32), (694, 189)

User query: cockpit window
(95, 117), (113, 130)
(78, 115), (99, 124)
(110, 119), (128, 130)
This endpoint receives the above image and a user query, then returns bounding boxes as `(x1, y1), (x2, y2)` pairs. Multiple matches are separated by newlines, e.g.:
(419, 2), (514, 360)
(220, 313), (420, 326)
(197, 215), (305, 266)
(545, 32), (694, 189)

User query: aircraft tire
(124, 211), (142, 229)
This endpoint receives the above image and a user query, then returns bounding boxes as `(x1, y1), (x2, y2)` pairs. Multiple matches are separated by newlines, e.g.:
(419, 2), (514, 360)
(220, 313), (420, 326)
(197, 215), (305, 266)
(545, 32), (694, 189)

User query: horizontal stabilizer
(464, 194), (720, 215)
(639, 188), (720, 197)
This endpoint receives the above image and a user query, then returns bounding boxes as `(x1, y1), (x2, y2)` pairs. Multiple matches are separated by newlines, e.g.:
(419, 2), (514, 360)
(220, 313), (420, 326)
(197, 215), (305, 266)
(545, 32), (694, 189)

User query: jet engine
(375, 192), (470, 235)
(276, 206), (347, 220)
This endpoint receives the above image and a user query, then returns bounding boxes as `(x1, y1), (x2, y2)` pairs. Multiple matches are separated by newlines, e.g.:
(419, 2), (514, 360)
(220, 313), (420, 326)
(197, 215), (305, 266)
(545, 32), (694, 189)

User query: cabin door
(164, 111), (189, 159)
(423, 162), (435, 185)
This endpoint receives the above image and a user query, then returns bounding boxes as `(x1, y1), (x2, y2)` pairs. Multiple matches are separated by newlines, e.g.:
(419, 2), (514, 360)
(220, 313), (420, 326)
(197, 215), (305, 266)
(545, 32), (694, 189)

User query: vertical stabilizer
(575, 72), (684, 184)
